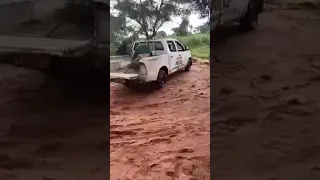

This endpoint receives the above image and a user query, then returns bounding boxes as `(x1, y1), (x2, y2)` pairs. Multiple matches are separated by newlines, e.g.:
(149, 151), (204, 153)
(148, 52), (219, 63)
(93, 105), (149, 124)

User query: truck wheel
(184, 60), (192, 71)
(240, 2), (259, 30)
(155, 70), (167, 88)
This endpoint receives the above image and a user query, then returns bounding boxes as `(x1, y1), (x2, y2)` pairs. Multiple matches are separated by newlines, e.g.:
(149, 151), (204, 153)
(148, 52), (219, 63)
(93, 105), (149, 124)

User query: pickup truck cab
(211, 0), (264, 30)
(110, 38), (192, 88)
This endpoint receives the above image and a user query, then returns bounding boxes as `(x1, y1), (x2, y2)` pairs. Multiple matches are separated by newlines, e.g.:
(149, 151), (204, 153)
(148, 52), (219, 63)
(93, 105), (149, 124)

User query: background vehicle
(110, 38), (192, 88)
(0, 0), (110, 74)
(211, 0), (264, 30)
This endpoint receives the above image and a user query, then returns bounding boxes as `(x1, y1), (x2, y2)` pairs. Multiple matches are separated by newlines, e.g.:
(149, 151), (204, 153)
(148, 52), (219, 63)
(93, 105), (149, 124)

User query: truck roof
(135, 38), (178, 43)
(156, 38), (179, 41)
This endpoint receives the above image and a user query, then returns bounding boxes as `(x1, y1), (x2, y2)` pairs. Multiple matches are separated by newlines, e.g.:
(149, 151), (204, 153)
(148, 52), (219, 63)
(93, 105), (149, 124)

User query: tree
(110, 13), (129, 47)
(157, 31), (167, 37)
(172, 17), (190, 36)
(152, 31), (167, 39)
(193, 0), (211, 18)
(114, 0), (181, 39)
(115, 33), (140, 55)
(195, 22), (210, 33)
(176, 0), (210, 19)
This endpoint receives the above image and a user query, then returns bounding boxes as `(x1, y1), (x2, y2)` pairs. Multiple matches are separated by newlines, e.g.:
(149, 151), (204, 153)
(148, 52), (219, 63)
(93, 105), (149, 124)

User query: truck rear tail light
(139, 63), (147, 75)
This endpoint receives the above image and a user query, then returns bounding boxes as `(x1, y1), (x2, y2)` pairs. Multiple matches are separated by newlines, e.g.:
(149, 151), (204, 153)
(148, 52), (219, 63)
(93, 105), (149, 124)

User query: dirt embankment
(211, 3), (320, 180)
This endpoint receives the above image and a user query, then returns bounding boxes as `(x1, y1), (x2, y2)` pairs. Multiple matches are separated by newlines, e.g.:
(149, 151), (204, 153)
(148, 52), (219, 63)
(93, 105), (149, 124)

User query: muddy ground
(110, 63), (210, 179)
(211, 3), (320, 180)
(0, 63), (209, 180)
(0, 70), (111, 180)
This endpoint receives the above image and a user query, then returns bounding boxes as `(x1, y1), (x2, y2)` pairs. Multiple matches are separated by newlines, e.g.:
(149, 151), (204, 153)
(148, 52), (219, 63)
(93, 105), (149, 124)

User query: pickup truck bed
(0, 35), (92, 57)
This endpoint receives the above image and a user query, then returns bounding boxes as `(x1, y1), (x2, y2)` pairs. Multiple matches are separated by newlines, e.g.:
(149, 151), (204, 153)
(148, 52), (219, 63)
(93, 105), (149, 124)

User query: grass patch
(190, 46), (210, 59)
(171, 33), (210, 60)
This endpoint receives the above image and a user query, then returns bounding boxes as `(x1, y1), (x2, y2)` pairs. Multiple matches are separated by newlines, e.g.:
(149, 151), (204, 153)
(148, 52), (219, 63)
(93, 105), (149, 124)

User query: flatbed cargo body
(0, 35), (92, 57)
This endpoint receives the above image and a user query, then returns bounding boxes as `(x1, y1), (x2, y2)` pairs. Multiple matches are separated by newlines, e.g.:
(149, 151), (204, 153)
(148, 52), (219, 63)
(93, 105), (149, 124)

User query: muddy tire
(185, 59), (192, 71)
(155, 70), (167, 88)
(240, 2), (259, 30)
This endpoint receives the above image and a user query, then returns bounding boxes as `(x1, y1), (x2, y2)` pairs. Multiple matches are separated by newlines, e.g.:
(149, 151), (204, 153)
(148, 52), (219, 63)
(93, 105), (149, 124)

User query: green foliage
(114, 0), (181, 39)
(172, 33), (209, 48)
(110, 14), (130, 47)
(115, 43), (129, 55)
(193, 0), (211, 18)
(114, 35), (140, 55)
(172, 17), (190, 36)
(195, 22), (210, 33)
(190, 46), (210, 59)
(172, 0), (210, 19)
(171, 33), (210, 59)
(156, 31), (167, 38)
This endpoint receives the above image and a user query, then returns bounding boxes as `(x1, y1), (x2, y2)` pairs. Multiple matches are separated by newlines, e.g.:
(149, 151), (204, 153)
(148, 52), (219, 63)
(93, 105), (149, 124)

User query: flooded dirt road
(211, 3), (320, 180)
(0, 69), (111, 180)
(110, 63), (210, 179)
(0, 62), (209, 179)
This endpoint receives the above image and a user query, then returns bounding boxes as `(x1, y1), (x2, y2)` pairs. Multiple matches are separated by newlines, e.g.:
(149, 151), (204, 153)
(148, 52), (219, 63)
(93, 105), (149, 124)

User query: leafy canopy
(172, 17), (190, 36)
(110, 13), (130, 46)
(114, 0), (182, 39)
(178, 0), (210, 18)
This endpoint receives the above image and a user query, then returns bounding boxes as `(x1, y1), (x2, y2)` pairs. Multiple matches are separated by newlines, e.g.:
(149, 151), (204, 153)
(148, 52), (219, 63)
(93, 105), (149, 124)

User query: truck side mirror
(185, 46), (189, 51)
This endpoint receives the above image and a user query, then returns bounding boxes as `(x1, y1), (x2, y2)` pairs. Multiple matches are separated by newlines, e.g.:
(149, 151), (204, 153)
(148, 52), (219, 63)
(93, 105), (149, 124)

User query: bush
(172, 33), (209, 48)
(170, 33), (210, 59)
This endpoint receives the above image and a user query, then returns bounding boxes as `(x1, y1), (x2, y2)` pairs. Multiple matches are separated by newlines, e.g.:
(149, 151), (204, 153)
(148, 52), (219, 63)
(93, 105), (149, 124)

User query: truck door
(166, 41), (179, 74)
(174, 41), (186, 70)
(220, 0), (241, 24)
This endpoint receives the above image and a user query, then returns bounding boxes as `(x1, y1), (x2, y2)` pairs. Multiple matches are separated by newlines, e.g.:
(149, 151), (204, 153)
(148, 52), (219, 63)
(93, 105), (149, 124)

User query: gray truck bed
(0, 35), (92, 56)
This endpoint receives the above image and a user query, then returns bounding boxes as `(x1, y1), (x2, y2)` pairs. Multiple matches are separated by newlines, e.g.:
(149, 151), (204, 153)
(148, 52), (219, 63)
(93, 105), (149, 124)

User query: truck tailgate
(110, 73), (139, 80)
(0, 35), (91, 56)
(110, 60), (131, 72)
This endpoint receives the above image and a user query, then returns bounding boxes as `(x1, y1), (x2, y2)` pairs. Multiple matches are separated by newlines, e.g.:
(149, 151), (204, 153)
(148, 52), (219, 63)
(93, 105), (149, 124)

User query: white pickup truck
(211, 0), (264, 30)
(110, 38), (192, 88)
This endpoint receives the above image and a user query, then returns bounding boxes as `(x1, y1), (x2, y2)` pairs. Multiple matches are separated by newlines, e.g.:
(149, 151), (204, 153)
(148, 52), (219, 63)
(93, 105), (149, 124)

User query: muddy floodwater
(211, 4), (320, 180)
(110, 63), (210, 179)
